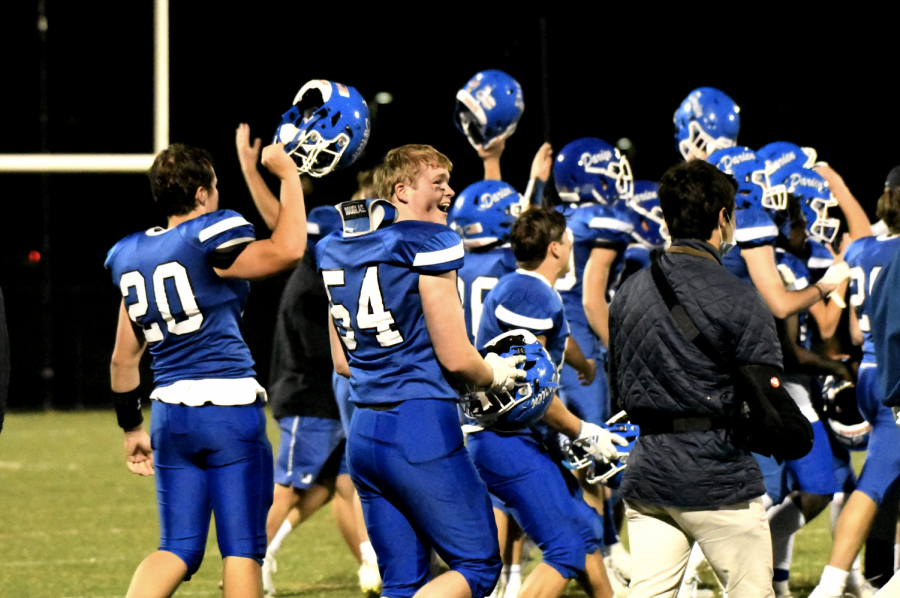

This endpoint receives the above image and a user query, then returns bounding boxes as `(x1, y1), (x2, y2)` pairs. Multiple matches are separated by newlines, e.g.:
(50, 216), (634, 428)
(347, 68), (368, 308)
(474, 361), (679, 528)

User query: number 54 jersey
(104, 209), (257, 387)
(315, 215), (465, 407)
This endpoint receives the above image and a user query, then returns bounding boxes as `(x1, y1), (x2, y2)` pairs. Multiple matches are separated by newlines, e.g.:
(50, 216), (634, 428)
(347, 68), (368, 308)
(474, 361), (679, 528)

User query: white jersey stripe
(807, 256), (834, 269)
(413, 242), (464, 267)
(495, 304), (553, 330)
(199, 216), (252, 242)
(734, 224), (778, 243)
(588, 217), (633, 233)
(216, 237), (254, 250)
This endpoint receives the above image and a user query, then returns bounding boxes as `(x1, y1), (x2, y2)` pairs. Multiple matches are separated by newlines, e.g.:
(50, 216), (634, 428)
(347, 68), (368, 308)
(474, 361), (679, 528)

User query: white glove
(817, 261), (850, 286)
(483, 352), (526, 392)
(574, 421), (628, 463)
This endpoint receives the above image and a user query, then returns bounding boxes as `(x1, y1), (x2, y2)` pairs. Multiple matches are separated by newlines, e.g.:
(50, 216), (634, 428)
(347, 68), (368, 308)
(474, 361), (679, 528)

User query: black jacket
(608, 240), (780, 508)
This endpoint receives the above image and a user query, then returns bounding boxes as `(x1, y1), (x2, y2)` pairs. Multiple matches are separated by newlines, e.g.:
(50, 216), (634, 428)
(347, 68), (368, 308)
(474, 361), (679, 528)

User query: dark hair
(877, 187), (900, 234)
(511, 208), (567, 268)
(658, 160), (736, 240)
(148, 144), (216, 217)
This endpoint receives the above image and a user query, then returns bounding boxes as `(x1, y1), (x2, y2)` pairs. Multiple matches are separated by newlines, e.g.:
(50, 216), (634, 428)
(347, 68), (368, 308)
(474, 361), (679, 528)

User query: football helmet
(780, 167), (840, 244)
(274, 80), (370, 178)
(461, 330), (559, 432)
(453, 70), (524, 150)
(586, 416), (640, 489)
(822, 376), (870, 451)
(757, 141), (818, 172)
(626, 181), (669, 248)
(674, 87), (741, 161)
(448, 180), (527, 249)
(306, 205), (342, 252)
(557, 433), (592, 470)
(554, 138), (634, 204)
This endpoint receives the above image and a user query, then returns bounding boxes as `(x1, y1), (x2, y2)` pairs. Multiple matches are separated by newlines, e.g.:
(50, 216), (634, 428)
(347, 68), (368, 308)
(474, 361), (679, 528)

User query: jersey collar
(515, 268), (552, 288)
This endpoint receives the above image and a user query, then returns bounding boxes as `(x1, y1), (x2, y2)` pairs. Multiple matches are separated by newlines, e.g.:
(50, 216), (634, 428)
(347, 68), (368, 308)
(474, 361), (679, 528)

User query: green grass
(0, 410), (859, 597)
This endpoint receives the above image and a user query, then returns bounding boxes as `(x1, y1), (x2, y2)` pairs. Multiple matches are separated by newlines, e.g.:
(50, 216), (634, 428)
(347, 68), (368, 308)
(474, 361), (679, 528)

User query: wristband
(113, 387), (145, 431)
(814, 283), (827, 301)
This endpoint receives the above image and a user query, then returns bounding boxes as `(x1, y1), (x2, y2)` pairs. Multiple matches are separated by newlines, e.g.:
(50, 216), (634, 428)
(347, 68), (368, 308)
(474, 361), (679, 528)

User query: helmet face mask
(274, 80), (370, 178)
(679, 120), (737, 161)
(750, 167), (789, 211)
(782, 167), (840, 244)
(822, 376), (871, 450)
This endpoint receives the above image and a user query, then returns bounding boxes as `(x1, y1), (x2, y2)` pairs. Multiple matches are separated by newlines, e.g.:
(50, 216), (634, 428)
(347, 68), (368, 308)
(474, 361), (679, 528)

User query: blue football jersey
(315, 220), (466, 405)
(477, 269), (569, 367)
(554, 202), (632, 327)
(723, 205), (779, 284)
(104, 209), (257, 387)
(457, 246), (518, 344)
(776, 248), (812, 351)
(846, 234), (900, 363)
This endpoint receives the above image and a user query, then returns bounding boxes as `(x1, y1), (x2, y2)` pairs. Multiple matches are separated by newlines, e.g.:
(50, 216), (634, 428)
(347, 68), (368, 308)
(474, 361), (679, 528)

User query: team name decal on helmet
(780, 167), (840, 243)
(453, 70), (524, 151)
(274, 79), (370, 178)
(554, 138), (634, 204)
(448, 180), (526, 248)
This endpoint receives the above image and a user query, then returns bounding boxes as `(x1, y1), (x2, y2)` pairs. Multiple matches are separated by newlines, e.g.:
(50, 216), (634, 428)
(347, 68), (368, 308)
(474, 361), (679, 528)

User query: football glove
(483, 352), (526, 393)
(574, 421), (628, 463)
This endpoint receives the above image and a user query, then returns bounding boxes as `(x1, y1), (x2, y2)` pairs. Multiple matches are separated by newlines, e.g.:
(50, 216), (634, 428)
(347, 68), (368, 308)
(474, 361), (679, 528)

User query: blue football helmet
(448, 180), (527, 248)
(454, 70), (524, 150)
(706, 146), (785, 212)
(626, 181), (669, 248)
(781, 167), (840, 244)
(557, 433), (592, 470)
(461, 329), (559, 432)
(554, 138), (634, 204)
(822, 376), (870, 451)
(674, 87), (741, 161)
(306, 205), (342, 252)
(757, 141), (818, 172)
(586, 418), (640, 489)
(274, 80), (370, 178)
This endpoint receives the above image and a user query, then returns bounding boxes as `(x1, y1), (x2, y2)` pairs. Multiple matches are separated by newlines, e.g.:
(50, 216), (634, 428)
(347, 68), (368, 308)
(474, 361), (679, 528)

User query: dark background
(0, 4), (895, 410)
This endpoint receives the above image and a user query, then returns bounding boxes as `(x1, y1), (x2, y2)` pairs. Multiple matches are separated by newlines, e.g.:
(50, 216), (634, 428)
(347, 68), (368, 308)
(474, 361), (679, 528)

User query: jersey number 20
(323, 266), (403, 351)
(119, 262), (203, 343)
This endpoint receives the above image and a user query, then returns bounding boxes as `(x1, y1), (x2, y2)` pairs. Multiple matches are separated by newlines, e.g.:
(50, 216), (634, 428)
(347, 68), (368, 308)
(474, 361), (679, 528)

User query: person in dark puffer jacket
(608, 160), (780, 598)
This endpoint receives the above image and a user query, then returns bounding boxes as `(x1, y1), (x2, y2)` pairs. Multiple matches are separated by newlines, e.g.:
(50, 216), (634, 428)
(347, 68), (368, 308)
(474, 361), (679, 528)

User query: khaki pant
(625, 497), (774, 598)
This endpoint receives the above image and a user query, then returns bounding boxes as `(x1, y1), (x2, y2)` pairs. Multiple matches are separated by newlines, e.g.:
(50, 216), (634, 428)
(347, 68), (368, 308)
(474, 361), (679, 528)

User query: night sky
(0, 4), (895, 408)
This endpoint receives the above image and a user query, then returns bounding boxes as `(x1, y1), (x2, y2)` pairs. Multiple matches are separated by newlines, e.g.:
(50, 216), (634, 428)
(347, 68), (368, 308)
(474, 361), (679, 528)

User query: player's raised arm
(109, 300), (154, 476)
(815, 163), (873, 241)
(216, 142), (306, 280)
(236, 123), (280, 231)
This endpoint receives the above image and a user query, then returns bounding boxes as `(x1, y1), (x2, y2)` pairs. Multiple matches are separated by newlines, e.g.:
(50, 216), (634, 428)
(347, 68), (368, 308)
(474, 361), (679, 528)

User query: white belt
(151, 378), (267, 406)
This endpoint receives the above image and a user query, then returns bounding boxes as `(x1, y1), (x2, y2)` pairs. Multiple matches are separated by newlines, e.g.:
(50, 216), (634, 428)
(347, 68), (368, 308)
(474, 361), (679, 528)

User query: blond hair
(374, 144), (453, 201)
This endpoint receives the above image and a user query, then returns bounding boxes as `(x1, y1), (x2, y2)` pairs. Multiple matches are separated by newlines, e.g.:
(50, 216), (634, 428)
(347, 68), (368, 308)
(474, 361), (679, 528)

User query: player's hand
(827, 233), (851, 264)
(483, 352), (526, 392)
(261, 143), (297, 180)
(530, 142), (554, 182)
(124, 428), (154, 476)
(577, 358), (596, 386)
(574, 421), (627, 463)
(814, 163), (849, 194)
(477, 138), (505, 161)
(817, 261), (851, 292)
(235, 123), (262, 173)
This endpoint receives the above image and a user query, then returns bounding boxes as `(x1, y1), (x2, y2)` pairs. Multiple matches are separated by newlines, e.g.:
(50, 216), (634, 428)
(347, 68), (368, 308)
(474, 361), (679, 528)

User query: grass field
(0, 409), (859, 597)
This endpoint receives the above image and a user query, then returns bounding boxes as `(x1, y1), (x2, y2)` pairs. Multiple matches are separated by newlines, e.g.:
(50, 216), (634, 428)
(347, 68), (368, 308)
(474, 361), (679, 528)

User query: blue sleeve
(193, 209), (256, 256)
(775, 251), (810, 291)
(389, 224), (465, 274)
(585, 204), (633, 248)
(492, 286), (559, 335)
(733, 207), (777, 249)
(871, 250), (900, 406)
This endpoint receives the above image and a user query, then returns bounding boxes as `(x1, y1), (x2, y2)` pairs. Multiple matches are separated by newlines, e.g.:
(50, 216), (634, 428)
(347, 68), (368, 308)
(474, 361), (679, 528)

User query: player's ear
(393, 182), (409, 204)
(195, 186), (209, 206)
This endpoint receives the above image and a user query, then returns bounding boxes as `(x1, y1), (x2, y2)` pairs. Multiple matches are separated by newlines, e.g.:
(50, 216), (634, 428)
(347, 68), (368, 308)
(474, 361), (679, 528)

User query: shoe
(844, 578), (878, 598)
(358, 558), (382, 597)
(262, 553), (276, 597)
(488, 579), (506, 598)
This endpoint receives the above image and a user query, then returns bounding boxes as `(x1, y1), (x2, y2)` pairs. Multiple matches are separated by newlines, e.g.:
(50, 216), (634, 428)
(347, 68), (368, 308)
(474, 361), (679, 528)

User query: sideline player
(810, 178), (900, 598)
(106, 141), (306, 598)
(235, 125), (377, 595)
(470, 207), (625, 598)
(317, 144), (525, 598)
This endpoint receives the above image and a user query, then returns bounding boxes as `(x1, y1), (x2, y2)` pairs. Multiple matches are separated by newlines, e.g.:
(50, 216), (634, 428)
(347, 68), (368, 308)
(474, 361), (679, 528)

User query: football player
(810, 178), (900, 598)
(106, 141), (306, 598)
(317, 144), (525, 598)
(469, 207), (625, 598)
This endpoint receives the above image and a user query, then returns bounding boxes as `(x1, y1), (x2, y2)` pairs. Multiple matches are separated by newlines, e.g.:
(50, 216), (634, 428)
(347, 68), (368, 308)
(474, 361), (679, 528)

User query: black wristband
(113, 388), (145, 430)
(814, 283), (827, 301)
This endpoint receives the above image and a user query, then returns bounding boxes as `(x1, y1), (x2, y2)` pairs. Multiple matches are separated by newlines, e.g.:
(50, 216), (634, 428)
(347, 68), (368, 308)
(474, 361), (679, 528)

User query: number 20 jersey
(104, 209), (257, 387)
(846, 233), (900, 363)
(315, 220), (466, 406)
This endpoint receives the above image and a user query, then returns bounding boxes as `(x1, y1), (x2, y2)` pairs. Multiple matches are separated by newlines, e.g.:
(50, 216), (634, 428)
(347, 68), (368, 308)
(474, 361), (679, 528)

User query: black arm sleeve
(737, 363), (814, 461)
(0, 288), (9, 434)
(207, 241), (250, 269)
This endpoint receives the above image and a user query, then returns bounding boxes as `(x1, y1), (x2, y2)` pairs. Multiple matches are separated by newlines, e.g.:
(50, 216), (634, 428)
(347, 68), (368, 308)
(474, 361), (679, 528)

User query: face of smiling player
(396, 165), (455, 224)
